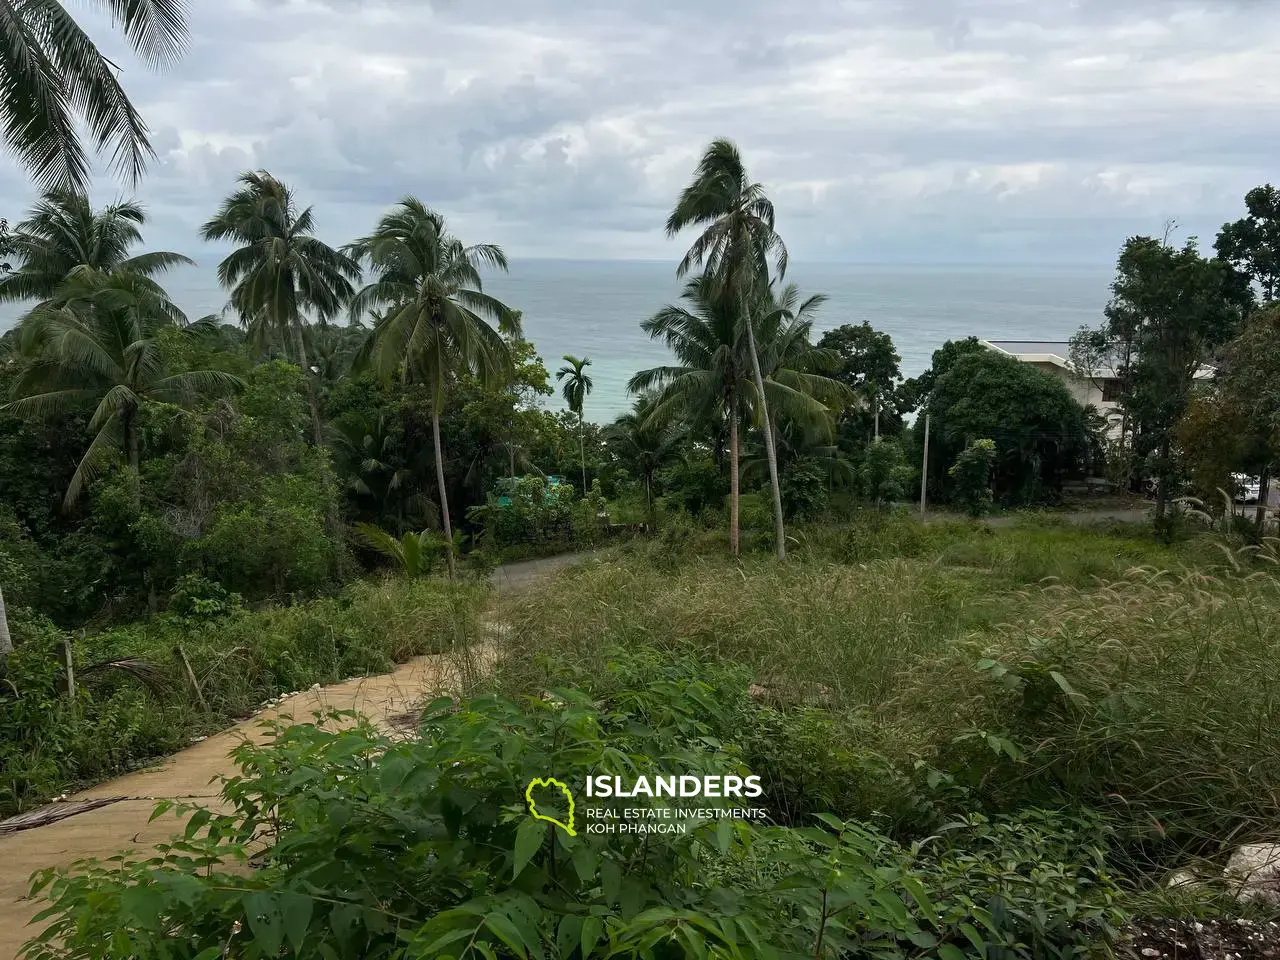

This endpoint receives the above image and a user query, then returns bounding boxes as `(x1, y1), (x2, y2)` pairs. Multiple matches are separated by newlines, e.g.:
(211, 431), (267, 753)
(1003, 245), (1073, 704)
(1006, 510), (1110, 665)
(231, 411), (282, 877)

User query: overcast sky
(1, 0), (1276, 265)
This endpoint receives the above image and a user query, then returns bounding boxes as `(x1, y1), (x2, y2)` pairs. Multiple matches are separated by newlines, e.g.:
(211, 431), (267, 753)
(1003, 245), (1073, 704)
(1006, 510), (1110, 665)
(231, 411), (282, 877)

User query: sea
(0, 260), (1114, 422)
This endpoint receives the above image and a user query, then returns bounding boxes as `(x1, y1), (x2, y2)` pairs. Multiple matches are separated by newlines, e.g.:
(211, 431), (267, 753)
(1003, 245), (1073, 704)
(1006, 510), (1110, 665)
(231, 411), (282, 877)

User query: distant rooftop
(983, 340), (1072, 359)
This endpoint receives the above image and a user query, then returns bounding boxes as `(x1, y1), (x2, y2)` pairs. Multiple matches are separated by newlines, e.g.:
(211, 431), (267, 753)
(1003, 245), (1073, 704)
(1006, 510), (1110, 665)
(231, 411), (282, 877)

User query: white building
(980, 340), (1126, 437)
(979, 339), (1215, 442)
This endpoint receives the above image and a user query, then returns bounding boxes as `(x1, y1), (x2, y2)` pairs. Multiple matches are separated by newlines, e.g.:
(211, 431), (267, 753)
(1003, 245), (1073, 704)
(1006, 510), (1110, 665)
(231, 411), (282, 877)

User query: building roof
(981, 338), (1213, 380)
(981, 339), (1121, 378)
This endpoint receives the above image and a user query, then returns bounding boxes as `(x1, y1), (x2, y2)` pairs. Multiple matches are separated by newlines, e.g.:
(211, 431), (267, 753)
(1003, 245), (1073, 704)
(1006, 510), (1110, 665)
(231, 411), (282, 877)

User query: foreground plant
(24, 660), (1124, 960)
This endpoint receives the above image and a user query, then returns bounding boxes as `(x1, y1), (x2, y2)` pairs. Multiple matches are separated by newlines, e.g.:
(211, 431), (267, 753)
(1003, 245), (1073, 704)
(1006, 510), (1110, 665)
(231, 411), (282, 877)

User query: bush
(26, 661), (1125, 960)
(0, 577), (485, 817)
(950, 439), (997, 517)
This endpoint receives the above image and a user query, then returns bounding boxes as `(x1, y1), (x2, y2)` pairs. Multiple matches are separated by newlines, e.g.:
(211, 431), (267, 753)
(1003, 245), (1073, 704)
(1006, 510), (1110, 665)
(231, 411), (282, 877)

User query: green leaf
(244, 892), (284, 957)
(483, 911), (529, 960)
(581, 916), (604, 958)
(713, 818), (733, 855)
(938, 945), (969, 960)
(280, 891), (314, 952)
(600, 858), (622, 906)
(513, 818), (545, 880)
(1050, 670), (1083, 699)
(183, 807), (212, 839)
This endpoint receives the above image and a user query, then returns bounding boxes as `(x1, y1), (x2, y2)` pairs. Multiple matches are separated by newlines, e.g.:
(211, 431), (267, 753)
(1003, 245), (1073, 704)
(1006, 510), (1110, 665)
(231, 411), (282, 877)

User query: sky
(1, 0), (1277, 266)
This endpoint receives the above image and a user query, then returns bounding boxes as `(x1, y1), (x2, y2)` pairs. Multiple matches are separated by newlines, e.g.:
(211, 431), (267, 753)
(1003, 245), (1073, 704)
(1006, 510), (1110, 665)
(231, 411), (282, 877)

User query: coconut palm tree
(556, 354), (593, 493)
(667, 138), (790, 559)
(0, 190), (191, 302)
(346, 198), (519, 577)
(754, 282), (852, 438)
(0, 0), (187, 191)
(2, 267), (241, 505)
(200, 171), (361, 444)
(607, 393), (682, 520)
(630, 275), (749, 554)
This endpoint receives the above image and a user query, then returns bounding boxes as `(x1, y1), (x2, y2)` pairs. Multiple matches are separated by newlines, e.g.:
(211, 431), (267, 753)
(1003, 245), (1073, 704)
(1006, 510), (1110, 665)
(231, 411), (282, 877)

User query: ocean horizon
(0, 259), (1114, 422)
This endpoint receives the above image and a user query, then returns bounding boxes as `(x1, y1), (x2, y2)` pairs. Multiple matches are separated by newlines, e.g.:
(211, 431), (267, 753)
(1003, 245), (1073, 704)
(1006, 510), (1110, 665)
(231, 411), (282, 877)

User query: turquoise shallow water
(0, 259), (1113, 422)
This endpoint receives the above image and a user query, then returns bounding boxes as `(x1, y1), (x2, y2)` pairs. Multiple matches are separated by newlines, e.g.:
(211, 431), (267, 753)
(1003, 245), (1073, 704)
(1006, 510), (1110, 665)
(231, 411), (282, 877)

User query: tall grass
(0, 578), (486, 816)
(496, 522), (1280, 866)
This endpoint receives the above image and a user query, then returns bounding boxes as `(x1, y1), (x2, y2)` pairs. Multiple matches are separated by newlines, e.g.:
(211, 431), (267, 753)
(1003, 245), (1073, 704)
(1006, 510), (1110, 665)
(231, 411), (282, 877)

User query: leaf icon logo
(525, 777), (576, 836)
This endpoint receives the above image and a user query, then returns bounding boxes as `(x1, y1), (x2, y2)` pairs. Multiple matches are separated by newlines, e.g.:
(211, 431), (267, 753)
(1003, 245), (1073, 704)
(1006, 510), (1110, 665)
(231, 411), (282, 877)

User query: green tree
(950, 438), (997, 517)
(2, 268), (240, 504)
(817, 322), (908, 443)
(0, 0), (186, 190)
(607, 394), (682, 520)
(1216, 184), (1280, 302)
(630, 276), (748, 553)
(0, 190), (190, 303)
(556, 354), (593, 493)
(666, 138), (791, 560)
(200, 170), (361, 444)
(347, 198), (519, 577)
(1098, 236), (1248, 522)
(927, 349), (1088, 505)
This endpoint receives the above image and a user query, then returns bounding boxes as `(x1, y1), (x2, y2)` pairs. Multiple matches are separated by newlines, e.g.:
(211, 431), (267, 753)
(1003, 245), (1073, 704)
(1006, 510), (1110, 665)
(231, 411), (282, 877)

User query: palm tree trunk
(744, 299), (786, 560)
(290, 322), (325, 446)
(729, 405), (740, 557)
(432, 407), (456, 579)
(580, 414), (587, 493)
(124, 410), (140, 472)
(0, 583), (11, 658)
(1255, 465), (1271, 528)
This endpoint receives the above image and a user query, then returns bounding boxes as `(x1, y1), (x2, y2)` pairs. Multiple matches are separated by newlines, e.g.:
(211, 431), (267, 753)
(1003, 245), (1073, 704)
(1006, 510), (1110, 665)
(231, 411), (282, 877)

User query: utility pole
(874, 393), (880, 441)
(919, 412), (930, 515)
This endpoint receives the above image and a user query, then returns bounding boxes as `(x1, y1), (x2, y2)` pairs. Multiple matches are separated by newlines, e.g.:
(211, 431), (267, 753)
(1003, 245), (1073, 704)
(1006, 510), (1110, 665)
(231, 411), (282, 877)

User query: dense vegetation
(1, 19), (1279, 951)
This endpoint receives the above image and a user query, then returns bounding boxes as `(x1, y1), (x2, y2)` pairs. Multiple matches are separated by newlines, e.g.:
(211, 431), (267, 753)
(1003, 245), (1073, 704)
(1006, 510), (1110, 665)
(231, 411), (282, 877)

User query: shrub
(25, 665), (1125, 960)
(950, 439), (997, 517)
(0, 578), (484, 816)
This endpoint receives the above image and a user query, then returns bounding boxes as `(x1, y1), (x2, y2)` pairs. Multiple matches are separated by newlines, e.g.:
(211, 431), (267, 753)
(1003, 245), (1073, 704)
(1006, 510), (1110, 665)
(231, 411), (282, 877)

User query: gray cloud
(0, 0), (1274, 266)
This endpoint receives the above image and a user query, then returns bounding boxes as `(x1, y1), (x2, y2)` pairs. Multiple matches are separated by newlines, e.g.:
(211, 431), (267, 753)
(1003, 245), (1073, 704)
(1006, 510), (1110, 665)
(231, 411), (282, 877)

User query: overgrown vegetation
(0, 578), (483, 817)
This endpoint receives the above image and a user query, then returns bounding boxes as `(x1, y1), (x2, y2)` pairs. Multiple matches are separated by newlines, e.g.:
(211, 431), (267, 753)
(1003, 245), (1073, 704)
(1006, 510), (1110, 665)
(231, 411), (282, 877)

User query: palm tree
(0, 0), (187, 191)
(556, 354), (593, 493)
(630, 276), (748, 554)
(754, 282), (852, 440)
(2, 267), (241, 504)
(200, 171), (361, 444)
(667, 138), (790, 559)
(607, 393), (682, 520)
(0, 190), (191, 302)
(352, 523), (448, 578)
(328, 410), (435, 529)
(347, 198), (520, 578)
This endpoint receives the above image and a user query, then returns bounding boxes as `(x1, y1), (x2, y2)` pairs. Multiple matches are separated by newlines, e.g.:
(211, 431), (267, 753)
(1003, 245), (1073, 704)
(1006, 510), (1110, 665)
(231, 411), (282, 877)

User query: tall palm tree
(2, 267), (241, 504)
(607, 393), (682, 520)
(630, 276), (749, 554)
(556, 354), (593, 493)
(0, 190), (190, 302)
(667, 138), (790, 559)
(0, 0), (187, 191)
(347, 198), (519, 577)
(200, 171), (361, 444)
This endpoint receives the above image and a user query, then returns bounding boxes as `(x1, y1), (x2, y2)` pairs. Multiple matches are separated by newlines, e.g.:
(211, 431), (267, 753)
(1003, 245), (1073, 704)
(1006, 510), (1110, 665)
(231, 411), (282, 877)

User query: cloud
(0, 0), (1274, 265)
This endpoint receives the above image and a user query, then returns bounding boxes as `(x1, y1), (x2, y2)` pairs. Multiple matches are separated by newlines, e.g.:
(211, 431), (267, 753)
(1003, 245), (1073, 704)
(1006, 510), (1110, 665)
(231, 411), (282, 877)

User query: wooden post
(62, 634), (76, 699)
(919, 413), (931, 515)
(175, 645), (208, 711)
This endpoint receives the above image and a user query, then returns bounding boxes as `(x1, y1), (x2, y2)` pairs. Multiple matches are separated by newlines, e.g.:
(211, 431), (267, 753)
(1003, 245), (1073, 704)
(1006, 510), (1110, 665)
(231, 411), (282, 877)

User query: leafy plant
(950, 439), (997, 517)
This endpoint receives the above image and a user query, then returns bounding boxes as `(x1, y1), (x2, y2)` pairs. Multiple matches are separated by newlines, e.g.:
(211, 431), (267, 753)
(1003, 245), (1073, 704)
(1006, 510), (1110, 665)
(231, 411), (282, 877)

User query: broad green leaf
(279, 890), (314, 952)
(513, 818), (545, 880)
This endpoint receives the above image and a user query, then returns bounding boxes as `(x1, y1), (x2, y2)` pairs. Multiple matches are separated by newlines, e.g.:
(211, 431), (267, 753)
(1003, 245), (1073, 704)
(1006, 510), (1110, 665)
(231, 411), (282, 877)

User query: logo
(525, 777), (576, 836)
